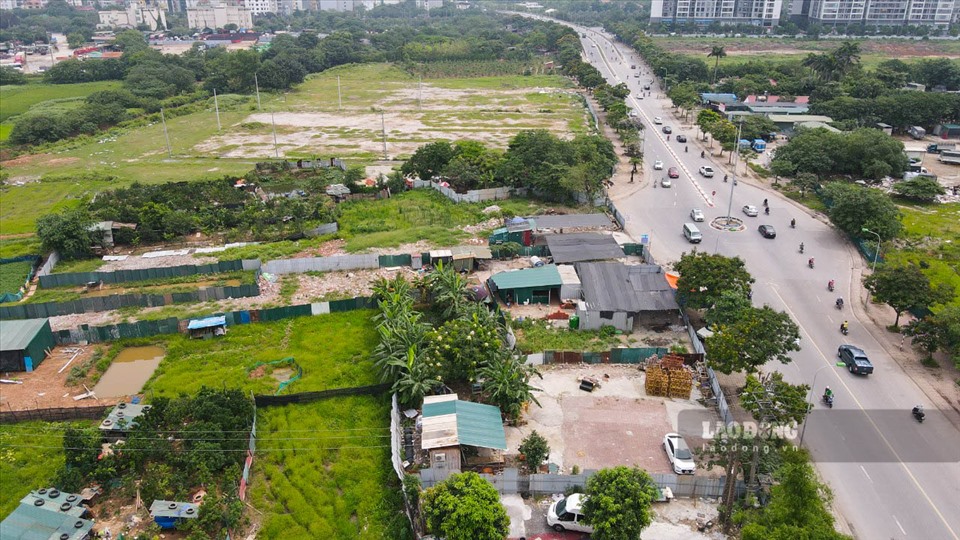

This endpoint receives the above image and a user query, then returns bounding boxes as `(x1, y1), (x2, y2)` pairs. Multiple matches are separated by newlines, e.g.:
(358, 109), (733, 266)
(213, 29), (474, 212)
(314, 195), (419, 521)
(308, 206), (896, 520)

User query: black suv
(676, 135), (688, 143)
(838, 345), (874, 375)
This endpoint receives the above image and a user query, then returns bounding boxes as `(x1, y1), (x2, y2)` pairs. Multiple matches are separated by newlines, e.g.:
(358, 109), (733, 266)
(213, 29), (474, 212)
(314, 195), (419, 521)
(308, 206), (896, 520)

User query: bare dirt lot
(0, 346), (120, 411)
(505, 365), (716, 474)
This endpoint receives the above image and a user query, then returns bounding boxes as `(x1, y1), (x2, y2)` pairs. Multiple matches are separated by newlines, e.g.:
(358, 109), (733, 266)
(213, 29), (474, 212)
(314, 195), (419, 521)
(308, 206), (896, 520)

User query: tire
(553, 524), (566, 532)
(849, 365), (855, 374)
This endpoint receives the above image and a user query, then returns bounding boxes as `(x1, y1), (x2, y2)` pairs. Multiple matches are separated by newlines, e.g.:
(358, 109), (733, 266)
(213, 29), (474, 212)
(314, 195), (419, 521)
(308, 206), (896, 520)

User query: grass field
(0, 81), (123, 123)
(887, 202), (960, 308)
(0, 123), (12, 141)
(0, 259), (33, 295)
(0, 64), (587, 236)
(250, 398), (409, 539)
(0, 421), (89, 518)
(0, 237), (41, 259)
(143, 310), (378, 397)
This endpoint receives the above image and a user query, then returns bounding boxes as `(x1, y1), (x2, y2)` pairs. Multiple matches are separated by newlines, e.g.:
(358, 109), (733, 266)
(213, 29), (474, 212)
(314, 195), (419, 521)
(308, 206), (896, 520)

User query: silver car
(690, 208), (705, 222)
(742, 205), (759, 217)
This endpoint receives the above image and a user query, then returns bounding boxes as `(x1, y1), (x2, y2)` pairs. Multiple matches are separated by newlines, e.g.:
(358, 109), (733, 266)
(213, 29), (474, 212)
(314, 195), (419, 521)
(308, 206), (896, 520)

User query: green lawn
(514, 318), (625, 354)
(0, 81), (123, 123)
(0, 421), (91, 518)
(0, 123), (12, 141)
(251, 398), (409, 539)
(0, 260), (33, 295)
(0, 237), (41, 259)
(143, 310), (378, 397)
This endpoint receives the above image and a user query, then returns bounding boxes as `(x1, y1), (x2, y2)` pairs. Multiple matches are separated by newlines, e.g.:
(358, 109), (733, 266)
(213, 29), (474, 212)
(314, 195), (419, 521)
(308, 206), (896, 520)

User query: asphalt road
(512, 14), (960, 540)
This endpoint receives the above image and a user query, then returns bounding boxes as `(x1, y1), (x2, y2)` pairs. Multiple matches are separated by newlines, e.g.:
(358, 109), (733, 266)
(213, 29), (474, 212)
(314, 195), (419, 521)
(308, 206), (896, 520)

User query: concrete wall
(575, 304), (633, 332)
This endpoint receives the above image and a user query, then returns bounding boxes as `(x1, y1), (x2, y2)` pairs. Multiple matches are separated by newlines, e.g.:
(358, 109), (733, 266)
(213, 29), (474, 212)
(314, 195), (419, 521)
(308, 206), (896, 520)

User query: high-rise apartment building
(805, 0), (955, 26)
(650, 0), (784, 27)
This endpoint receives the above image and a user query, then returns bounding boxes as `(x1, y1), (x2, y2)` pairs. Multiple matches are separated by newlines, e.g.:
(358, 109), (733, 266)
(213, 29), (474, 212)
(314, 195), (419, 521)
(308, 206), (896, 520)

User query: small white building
(187, 5), (253, 29)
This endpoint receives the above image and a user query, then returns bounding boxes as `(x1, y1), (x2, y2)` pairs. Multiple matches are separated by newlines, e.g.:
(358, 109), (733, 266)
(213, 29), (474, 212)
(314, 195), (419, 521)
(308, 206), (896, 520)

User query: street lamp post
(798, 362), (843, 446)
(862, 228), (881, 272)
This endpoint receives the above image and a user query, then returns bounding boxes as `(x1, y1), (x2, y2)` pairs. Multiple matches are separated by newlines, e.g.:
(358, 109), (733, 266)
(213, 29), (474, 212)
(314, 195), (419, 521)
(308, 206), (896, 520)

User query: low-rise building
(0, 488), (94, 540)
(99, 6), (167, 30)
(0, 318), (55, 372)
(187, 5), (253, 30)
(574, 263), (679, 332)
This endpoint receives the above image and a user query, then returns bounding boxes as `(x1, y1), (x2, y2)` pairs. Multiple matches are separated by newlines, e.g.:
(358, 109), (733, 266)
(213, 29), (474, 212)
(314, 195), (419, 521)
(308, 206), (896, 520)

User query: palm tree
(832, 41), (861, 77)
(707, 46), (726, 84)
(802, 53), (840, 82)
(479, 354), (542, 423)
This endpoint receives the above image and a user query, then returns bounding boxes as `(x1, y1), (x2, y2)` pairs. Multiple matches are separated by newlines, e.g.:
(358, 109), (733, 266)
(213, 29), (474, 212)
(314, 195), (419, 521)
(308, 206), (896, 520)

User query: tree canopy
(35, 208), (96, 260)
(422, 472), (509, 540)
(581, 466), (659, 540)
(822, 183), (903, 241)
(674, 252), (754, 309)
(706, 306), (801, 375)
(864, 263), (955, 326)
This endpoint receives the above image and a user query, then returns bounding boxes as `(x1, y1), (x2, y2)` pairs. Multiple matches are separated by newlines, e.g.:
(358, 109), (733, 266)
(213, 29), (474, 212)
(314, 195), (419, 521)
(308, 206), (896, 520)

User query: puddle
(93, 346), (164, 398)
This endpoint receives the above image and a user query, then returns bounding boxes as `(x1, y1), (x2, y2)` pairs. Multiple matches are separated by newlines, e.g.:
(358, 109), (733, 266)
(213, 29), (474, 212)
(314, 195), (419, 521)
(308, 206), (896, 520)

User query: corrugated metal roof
(449, 246), (493, 259)
(545, 233), (624, 264)
(576, 263), (679, 313)
(0, 319), (48, 352)
(489, 265), (562, 290)
(187, 316), (226, 330)
(149, 500), (199, 519)
(556, 264), (581, 285)
(19, 490), (86, 518)
(99, 402), (150, 431)
(421, 395), (507, 450)
(524, 213), (611, 229)
(0, 501), (93, 540)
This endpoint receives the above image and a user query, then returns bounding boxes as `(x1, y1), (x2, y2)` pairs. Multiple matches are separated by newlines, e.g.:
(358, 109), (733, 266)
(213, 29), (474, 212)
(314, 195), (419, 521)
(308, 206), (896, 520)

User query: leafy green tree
(697, 109), (723, 142)
(401, 141), (455, 181)
(425, 317), (502, 383)
(822, 183), (902, 240)
(740, 450), (851, 540)
(422, 472), (509, 540)
(704, 289), (752, 328)
(739, 115), (777, 142)
(667, 82), (700, 112)
(518, 431), (550, 472)
(36, 208), (96, 260)
(478, 353), (541, 422)
(706, 306), (801, 375)
(9, 113), (70, 145)
(0, 66), (27, 85)
(893, 176), (945, 202)
(740, 372), (810, 427)
(203, 49), (261, 93)
(125, 61), (195, 99)
(581, 466), (659, 540)
(864, 264), (955, 327)
(903, 306), (960, 367)
(674, 252), (754, 309)
(114, 29), (148, 54)
(66, 31), (87, 49)
(391, 346), (442, 409)
(498, 129), (571, 198)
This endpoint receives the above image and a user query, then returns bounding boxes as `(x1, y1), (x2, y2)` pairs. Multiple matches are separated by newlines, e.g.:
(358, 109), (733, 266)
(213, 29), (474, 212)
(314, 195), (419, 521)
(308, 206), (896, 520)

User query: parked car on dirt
(664, 433), (695, 475)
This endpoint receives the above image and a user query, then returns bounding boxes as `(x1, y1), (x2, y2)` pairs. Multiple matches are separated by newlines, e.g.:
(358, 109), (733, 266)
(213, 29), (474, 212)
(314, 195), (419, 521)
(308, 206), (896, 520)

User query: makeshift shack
(487, 264), (562, 305)
(421, 394), (507, 479)
(574, 263), (680, 331)
(0, 318), (55, 372)
(0, 488), (94, 540)
(150, 500), (199, 529)
(187, 315), (227, 339)
(449, 246), (493, 272)
(488, 217), (534, 246)
(544, 233), (625, 264)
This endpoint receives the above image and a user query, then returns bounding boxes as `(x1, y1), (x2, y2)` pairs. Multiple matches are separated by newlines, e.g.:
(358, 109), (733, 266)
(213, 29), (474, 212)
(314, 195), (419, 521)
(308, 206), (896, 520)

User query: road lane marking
(894, 516), (907, 535)
(859, 465), (872, 482)
(768, 286), (960, 540)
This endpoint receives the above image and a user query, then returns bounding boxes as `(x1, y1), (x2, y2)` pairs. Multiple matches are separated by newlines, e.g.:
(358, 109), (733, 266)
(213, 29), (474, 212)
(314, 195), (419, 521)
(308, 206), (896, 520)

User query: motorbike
(685, 146), (688, 153)
(799, 243), (805, 254)
(808, 258), (815, 269)
(912, 406), (925, 423)
(828, 280), (835, 292)
(764, 207), (770, 215)
(790, 219), (796, 229)
(840, 324), (849, 335)
(822, 394), (834, 408)
(701, 151), (705, 158)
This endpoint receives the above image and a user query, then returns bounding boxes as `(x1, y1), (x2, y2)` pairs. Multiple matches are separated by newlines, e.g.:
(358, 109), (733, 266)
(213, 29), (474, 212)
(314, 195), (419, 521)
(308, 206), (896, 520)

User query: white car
(742, 204), (759, 217)
(653, 116), (663, 124)
(653, 160), (664, 170)
(690, 208), (705, 222)
(699, 166), (715, 178)
(660, 177), (672, 188)
(629, 110), (638, 118)
(546, 493), (593, 533)
(663, 433), (696, 475)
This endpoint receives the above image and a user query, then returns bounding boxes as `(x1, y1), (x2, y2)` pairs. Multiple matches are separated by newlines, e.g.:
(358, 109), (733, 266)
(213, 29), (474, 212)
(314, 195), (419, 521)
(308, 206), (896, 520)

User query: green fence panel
(379, 254), (412, 267)
(581, 352), (601, 364)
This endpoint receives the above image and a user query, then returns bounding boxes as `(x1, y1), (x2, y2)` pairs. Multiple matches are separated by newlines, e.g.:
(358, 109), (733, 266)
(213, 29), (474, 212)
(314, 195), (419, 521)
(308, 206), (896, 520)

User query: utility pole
(381, 111), (387, 160)
(160, 107), (172, 158)
(418, 75), (422, 111)
(271, 113), (279, 158)
(254, 73), (262, 110)
(337, 75), (342, 111)
(213, 88), (222, 131)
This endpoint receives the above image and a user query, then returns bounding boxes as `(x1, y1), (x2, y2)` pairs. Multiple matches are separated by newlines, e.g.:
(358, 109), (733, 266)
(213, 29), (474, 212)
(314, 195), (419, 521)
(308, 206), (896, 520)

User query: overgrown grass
(17, 270), (257, 305)
(0, 260), (33, 294)
(251, 397), (410, 539)
(143, 310), (378, 397)
(50, 257), (106, 274)
(0, 123), (12, 141)
(0, 80), (123, 122)
(887, 202), (960, 308)
(514, 318), (624, 353)
(0, 421), (93, 517)
(211, 234), (338, 262)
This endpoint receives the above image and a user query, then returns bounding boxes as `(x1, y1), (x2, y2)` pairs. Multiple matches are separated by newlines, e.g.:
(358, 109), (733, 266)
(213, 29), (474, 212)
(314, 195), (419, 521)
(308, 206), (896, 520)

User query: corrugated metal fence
(529, 348), (672, 365)
(683, 311), (734, 426)
(39, 259), (259, 288)
(0, 284), (260, 320)
(263, 254), (379, 275)
(419, 467), (744, 499)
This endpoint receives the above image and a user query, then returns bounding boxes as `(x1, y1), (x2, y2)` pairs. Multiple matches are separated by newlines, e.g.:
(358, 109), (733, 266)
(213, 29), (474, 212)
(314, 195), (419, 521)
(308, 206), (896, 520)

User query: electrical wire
(0, 443), (393, 452)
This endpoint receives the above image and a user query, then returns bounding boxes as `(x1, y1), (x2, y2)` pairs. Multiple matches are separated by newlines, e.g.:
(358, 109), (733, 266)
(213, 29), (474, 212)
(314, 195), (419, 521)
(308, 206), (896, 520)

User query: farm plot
(143, 310), (379, 397)
(250, 397), (409, 539)
(0, 259), (34, 295)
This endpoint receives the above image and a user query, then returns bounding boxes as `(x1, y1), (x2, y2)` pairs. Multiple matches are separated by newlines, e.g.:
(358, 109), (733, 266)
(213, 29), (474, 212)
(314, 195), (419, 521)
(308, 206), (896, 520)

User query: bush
(519, 431), (550, 472)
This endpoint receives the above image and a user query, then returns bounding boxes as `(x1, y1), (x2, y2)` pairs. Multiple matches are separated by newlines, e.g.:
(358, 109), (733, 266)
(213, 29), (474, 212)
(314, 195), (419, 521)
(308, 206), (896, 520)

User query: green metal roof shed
(0, 319), (54, 372)
(487, 264), (562, 305)
(421, 394), (507, 450)
(1, 488), (93, 540)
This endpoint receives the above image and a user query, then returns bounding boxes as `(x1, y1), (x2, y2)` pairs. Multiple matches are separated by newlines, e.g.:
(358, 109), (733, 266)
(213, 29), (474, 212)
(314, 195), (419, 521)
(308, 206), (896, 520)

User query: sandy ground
(505, 365), (714, 474)
(0, 346), (121, 411)
(192, 85), (574, 159)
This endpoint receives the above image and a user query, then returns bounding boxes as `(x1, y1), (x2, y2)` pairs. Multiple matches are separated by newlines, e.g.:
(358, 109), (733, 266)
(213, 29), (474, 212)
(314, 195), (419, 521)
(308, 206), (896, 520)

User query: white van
(546, 493), (593, 533)
(683, 222), (702, 243)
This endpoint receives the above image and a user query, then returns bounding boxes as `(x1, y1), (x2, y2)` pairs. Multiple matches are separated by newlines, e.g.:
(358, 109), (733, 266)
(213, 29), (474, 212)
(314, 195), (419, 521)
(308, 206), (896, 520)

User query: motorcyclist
(808, 257), (815, 268)
(763, 198), (768, 207)
(913, 404), (925, 418)
(823, 386), (833, 402)
(764, 206), (770, 215)
(790, 218), (796, 228)
(701, 150), (705, 158)
(723, 174), (728, 182)
(828, 279), (835, 291)
(667, 135), (670, 141)
(685, 146), (688, 153)
(840, 320), (849, 333)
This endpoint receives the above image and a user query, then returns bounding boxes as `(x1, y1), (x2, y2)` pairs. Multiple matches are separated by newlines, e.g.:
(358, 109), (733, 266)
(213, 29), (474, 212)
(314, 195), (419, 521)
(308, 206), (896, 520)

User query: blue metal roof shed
(150, 500), (199, 529)
(187, 316), (226, 330)
(421, 394), (507, 451)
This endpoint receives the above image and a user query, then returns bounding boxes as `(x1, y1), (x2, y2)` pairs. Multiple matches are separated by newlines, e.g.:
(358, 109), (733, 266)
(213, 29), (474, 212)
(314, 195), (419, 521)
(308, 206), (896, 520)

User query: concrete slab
(502, 494), (531, 539)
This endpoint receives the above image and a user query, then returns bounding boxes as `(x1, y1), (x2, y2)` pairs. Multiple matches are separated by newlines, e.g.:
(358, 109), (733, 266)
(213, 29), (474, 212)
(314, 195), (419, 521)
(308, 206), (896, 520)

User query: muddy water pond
(93, 346), (165, 398)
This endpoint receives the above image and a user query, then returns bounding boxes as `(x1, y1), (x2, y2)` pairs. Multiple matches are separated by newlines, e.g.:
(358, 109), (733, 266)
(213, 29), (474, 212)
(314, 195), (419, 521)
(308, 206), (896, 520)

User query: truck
(908, 126), (927, 140)
(752, 139), (767, 152)
(926, 142), (958, 154)
(938, 149), (960, 165)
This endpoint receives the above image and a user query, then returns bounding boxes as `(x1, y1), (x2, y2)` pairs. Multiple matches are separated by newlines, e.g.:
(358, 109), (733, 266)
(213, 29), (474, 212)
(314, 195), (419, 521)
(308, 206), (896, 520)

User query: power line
(0, 433), (390, 442)
(0, 426), (389, 434)
(0, 443), (393, 453)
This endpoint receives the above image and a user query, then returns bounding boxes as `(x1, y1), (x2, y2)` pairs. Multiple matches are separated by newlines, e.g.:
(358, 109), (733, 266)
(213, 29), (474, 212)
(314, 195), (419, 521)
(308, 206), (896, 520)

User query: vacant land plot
(0, 80), (123, 123)
(0, 259), (33, 294)
(143, 310), (378, 397)
(889, 202), (960, 308)
(250, 397), (408, 539)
